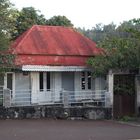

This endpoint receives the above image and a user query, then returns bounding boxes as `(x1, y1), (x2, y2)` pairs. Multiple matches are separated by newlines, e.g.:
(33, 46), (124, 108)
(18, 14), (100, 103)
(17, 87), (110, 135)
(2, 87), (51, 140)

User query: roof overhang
(22, 65), (91, 72)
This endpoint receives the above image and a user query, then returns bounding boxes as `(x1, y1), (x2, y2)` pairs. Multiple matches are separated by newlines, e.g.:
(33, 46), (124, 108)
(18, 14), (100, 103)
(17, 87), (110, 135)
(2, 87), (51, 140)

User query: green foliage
(114, 84), (134, 95)
(77, 23), (116, 43)
(120, 116), (137, 122)
(114, 75), (135, 95)
(46, 15), (73, 27)
(0, 0), (13, 49)
(11, 9), (74, 39)
(87, 19), (140, 76)
(0, 0), (15, 72)
(0, 53), (15, 73)
(0, 0), (13, 31)
(0, 32), (10, 51)
(88, 55), (110, 76)
(0, 54), (14, 65)
(11, 7), (46, 39)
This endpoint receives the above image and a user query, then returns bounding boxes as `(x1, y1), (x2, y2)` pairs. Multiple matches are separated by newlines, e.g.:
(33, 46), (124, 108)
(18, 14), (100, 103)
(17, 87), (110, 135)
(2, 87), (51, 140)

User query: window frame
(81, 71), (92, 90)
(39, 72), (51, 92)
(5, 72), (15, 98)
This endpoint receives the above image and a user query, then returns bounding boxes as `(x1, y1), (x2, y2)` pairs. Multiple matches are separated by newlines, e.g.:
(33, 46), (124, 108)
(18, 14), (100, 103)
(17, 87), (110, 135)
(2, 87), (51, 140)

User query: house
(1, 25), (112, 119)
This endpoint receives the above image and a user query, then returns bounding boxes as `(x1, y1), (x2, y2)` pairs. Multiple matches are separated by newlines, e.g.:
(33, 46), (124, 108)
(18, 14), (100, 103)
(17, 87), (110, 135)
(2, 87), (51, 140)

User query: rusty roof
(11, 25), (101, 66)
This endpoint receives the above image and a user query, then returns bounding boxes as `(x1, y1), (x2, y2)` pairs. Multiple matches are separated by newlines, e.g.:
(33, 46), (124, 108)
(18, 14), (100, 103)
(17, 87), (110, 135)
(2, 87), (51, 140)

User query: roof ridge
(31, 25), (74, 29)
(15, 25), (37, 51)
(14, 53), (93, 57)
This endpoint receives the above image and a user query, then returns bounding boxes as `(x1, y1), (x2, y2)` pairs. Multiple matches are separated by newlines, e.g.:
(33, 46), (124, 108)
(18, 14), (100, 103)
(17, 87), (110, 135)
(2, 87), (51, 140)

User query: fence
(0, 86), (3, 106)
(0, 89), (110, 108)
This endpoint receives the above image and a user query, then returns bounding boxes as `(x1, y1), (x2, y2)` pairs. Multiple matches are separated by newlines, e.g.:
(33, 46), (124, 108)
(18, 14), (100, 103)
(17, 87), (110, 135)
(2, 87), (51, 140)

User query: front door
(39, 72), (52, 103)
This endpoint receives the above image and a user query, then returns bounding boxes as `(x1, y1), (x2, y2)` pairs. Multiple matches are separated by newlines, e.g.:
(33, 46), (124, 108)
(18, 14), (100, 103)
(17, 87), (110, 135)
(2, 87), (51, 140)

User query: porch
(1, 89), (110, 108)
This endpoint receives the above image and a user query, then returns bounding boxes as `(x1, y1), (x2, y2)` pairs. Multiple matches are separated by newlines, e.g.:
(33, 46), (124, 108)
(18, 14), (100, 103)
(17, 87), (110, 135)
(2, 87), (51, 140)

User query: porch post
(62, 90), (69, 108)
(31, 72), (39, 104)
(135, 75), (140, 115)
(107, 70), (114, 116)
(3, 89), (11, 107)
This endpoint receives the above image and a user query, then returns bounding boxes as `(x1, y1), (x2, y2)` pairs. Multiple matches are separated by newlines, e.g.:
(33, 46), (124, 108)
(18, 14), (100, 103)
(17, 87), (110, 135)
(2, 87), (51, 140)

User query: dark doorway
(62, 72), (74, 103)
(7, 73), (13, 91)
(113, 74), (135, 118)
(62, 72), (74, 91)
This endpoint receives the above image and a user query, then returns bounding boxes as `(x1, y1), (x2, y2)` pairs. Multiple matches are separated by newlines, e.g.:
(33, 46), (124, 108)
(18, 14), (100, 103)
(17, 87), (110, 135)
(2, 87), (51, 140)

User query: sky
(10, 0), (140, 29)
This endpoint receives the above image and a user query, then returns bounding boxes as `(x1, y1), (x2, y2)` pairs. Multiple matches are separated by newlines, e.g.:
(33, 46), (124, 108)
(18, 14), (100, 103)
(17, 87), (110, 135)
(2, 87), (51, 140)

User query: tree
(11, 7), (46, 39)
(46, 15), (73, 27)
(88, 19), (140, 76)
(0, 0), (13, 50)
(0, 0), (15, 71)
(77, 23), (116, 43)
(11, 9), (74, 39)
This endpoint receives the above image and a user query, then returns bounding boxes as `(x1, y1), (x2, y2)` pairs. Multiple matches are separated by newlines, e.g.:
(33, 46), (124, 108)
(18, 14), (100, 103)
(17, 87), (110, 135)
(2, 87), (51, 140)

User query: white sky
(10, 0), (140, 29)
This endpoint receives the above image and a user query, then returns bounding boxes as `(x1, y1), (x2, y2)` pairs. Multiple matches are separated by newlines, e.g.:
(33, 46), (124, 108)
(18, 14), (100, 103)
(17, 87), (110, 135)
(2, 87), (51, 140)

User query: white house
(1, 25), (139, 119)
(2, 25), (110, 109)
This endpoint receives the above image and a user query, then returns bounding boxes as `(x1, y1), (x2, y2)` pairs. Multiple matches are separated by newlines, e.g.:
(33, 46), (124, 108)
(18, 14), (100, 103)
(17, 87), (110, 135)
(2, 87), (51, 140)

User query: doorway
(62, 72), (74, 103)
(62, 72), (74, 91)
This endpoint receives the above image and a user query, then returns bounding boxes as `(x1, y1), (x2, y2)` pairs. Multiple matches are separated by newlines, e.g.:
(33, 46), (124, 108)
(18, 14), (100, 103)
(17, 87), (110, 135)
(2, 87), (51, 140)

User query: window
(39, 72), (43, 91)
(39, 72), (51, 91)
(81, 72), (92, 90)
(7, 73), (13, 98)
(7, 73), (13, 90)
(46, 72), (50, 91)
(81, 72), (85, 90)
(87, 72), (91, 90)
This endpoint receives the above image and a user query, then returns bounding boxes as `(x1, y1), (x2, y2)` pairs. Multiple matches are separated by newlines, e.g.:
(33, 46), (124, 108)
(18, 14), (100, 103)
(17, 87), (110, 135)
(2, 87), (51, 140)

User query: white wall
(74, 72), (81, 91)
(15, 72), (31, 104)
(15, 72), (31, 91)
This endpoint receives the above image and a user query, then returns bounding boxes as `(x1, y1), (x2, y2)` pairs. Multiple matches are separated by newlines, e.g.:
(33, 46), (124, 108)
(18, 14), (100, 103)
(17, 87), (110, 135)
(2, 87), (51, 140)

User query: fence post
(3, 89), (11, 107)
(0, 86), (3, 106)
(62, 90), (69, 108)
(105, 91), (111, 108)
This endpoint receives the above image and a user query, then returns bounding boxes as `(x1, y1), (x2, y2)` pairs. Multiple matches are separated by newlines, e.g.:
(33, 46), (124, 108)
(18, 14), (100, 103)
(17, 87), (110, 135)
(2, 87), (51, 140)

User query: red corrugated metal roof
(11, 25), (101, 66)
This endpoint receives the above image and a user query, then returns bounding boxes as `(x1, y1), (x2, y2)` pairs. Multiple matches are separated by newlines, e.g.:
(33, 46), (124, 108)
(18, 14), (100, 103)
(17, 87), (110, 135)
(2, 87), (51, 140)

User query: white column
(31, 72), (39, 104)
(107, 70), (114, 107)
(54, 72), (62, 101)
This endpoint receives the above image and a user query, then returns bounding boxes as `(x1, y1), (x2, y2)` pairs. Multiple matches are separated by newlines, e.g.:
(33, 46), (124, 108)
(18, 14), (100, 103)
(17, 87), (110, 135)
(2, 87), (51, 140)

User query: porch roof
(22, 65), (91, 72)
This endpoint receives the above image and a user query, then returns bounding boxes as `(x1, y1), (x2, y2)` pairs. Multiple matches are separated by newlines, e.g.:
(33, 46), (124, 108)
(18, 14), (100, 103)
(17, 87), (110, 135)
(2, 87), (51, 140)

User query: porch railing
(1, 89), (110, 108)
(0, 88), (3, 106)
